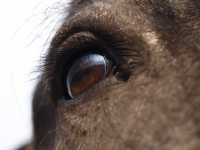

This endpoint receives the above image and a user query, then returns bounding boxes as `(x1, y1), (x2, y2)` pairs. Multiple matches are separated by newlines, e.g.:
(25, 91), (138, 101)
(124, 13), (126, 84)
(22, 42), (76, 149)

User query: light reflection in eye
(66, 53), (106, 98)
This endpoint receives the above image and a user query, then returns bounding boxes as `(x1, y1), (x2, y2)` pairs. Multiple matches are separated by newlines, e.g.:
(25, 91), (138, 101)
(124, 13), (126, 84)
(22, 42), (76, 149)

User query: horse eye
(65, 51), (117, 99)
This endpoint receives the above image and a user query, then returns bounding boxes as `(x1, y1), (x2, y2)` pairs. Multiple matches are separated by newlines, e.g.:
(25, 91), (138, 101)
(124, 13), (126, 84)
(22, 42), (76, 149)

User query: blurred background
(0, 0), (67, 149)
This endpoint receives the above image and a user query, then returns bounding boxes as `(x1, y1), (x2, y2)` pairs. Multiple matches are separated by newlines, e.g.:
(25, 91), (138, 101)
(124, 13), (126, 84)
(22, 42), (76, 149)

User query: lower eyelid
(58, 74), (121, 106)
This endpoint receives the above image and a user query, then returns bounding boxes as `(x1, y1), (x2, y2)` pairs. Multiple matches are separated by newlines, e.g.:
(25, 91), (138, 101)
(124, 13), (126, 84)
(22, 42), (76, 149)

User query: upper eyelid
(59, 32), (98, 52)
(44, 32), (99, 70)
(51, 32), (102, 63)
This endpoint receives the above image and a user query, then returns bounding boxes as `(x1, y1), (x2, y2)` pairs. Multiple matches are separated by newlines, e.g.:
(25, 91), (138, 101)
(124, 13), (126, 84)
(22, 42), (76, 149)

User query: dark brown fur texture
(25, 0), (200, 149)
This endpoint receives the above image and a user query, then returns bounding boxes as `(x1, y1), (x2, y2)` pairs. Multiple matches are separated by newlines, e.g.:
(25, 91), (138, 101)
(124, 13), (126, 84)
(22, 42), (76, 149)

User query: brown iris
(66, 52), (106, 98)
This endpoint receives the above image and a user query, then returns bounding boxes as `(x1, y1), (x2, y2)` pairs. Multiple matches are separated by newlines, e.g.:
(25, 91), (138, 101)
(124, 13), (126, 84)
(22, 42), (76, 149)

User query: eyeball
(65, 51), (118, 99)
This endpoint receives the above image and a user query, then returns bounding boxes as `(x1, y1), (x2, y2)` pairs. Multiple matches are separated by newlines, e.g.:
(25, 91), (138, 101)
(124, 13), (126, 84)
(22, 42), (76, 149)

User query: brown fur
(25, 0), (200, 149)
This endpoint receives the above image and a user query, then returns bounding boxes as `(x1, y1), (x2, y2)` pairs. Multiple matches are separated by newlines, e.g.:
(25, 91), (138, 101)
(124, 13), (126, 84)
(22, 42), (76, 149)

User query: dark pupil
(66, 53), (106, 98)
